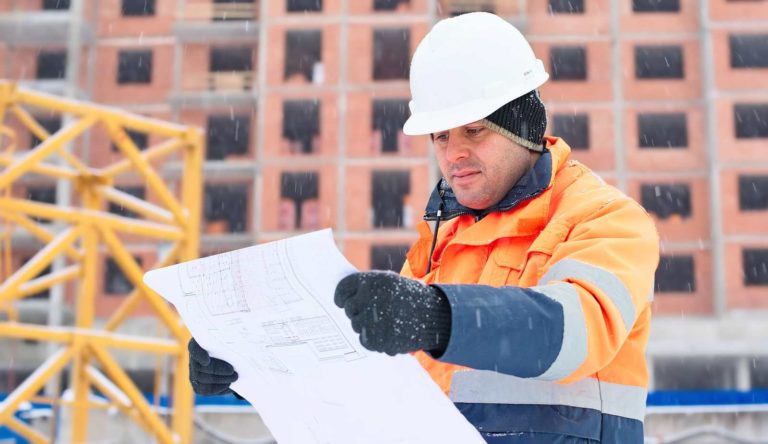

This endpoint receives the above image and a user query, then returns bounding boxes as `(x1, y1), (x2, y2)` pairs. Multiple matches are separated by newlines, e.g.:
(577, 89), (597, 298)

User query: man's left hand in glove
(334, 271), (452, 356)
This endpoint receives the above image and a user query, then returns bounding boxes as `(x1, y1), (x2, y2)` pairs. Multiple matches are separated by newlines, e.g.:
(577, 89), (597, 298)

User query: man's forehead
(432, 120), (485, 134)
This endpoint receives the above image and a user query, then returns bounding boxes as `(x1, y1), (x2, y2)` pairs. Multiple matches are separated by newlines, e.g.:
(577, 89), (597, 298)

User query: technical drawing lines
(263, 316), (355, 360)
(262, 246), (301, 305)
(182, 253), (250, 315)
(204, 254), (249, 315)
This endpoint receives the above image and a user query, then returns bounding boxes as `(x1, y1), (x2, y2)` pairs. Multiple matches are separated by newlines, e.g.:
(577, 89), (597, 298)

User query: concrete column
(699, 0), (727, 318)
(46, 0), (84, 399)
(737, 357), (751, 391)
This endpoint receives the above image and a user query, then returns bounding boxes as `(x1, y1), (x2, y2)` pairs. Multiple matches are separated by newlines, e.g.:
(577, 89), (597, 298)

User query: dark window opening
(449, 2), (495, 15)
(641, 183), (691, 220)
(285, 30), (322, 82)
(635, 45), (684, 79)
(730, 34), (768, 68)
(655, 255), (695, 293)
(372, 99), (409, 153)
(372, 170), (410, 228)
(108, 186), (146, 219)
(283, 100), (320, 154)
(30, 116), (62, 148)
(36, 50), (67, 80)
(122, 0), (156, 16)
(204, 185), (248, 233)
(373, 29), (410, 80)
(552, 114), (589, 150)
(111, 129), (148, 152)
(117, 49), (152, 84)
(287, 0), (322, 12)
(206, 114), (250, 160)
(632, 0), (680, 12)
(549, 0), (584, 14)
(21, 257), (52, 300)
(374, 0), (410, 11)
(106, 257), (143, 295)
(210, 47), (253, 72)
(734, 104), (768, 139)
(122, 369), (157, 394)
(743, 249), (768, 286)
(654, 358), (738, 390)
(550, 46), (587, 81)
(370, 245), (410, 272)
(738, 175), (768, 211)
(281, 172), (319, 229)
(27, 187), (56, 204)
(43, 0), (70, 10)
(638, 113), (688, 148)
(27, 186), (56, 224)
(752, 358), (768, 389)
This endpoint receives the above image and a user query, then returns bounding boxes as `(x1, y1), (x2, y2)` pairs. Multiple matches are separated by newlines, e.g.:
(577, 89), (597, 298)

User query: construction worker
(189, 12), (659, 443)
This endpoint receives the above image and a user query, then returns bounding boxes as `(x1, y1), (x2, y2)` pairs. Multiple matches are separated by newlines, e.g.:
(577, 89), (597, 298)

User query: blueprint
(144, 229), (483, 444)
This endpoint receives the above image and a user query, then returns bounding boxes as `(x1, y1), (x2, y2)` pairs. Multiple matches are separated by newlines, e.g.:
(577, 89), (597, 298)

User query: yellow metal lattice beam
(9, 104), (91, 175)
(105, 242), (181, 332)
(6, 417), (48, 444)
(0, 114), (96, 189)
(89, 343), (175, 444)
(0, 198), (185, 240)
(0, 81), (202, 444)
(0, 347), (75, 425)
(0, 225), (83, 305)
(0, 211), (83, 261)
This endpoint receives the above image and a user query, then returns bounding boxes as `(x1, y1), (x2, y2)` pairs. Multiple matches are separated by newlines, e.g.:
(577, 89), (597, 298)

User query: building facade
(1, 0), (767, 440)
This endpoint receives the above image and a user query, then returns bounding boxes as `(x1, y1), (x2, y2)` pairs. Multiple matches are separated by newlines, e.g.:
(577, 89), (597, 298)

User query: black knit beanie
(482, 89), (547, 152)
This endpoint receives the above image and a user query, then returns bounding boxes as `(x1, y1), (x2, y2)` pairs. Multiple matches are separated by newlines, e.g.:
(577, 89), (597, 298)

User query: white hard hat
(403, 12), (549, 136)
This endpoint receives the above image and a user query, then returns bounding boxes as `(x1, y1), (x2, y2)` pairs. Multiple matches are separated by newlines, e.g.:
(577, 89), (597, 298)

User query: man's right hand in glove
(188, 338), (238, 396)
(334, 271), (451, 356)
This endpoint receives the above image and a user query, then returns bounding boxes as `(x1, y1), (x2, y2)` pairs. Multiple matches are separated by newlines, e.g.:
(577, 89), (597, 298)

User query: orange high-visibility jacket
(402, 137), (659, 443)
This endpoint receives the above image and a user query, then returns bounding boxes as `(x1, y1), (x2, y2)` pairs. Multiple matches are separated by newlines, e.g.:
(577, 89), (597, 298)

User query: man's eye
(466, 127), (484, 136)
(434, 133), (448, 142)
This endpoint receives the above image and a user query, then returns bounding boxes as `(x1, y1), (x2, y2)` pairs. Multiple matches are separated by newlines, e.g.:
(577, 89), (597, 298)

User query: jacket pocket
(486, 240), (529, 287)
(519, 219), (572, 286)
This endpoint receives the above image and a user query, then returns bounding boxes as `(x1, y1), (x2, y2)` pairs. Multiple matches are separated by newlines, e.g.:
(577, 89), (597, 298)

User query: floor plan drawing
(144, 229), (483, 444)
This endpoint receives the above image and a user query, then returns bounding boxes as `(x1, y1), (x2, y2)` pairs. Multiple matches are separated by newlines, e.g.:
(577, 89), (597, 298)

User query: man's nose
(445, 139), (470, 163)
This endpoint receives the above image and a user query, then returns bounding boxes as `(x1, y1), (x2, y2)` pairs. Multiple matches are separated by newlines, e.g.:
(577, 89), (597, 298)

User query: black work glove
(334, 271), (452, 356)
(188, 338), (242, 398)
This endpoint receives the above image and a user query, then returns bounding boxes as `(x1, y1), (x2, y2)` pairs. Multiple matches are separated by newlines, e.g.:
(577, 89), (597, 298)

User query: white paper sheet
(143, 229), (483, 444)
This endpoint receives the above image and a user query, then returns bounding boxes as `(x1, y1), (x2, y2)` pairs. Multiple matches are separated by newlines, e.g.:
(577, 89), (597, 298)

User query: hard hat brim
(403, 70), (549, 136)
(403, 98), (500, 136)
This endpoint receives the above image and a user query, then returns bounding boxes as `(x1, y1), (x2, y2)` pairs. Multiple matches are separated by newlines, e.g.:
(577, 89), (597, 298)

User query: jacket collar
(408, 138), (574, 277)
(423, 146), (554, 222)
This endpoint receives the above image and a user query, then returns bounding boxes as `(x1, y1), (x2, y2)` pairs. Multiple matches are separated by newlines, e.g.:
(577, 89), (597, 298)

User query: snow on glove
(334, 271), (452, 356)
(188, 338), (241, 397)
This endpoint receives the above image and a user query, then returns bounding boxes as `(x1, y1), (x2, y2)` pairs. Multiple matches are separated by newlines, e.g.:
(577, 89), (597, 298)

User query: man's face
(433, 122), (536, 210)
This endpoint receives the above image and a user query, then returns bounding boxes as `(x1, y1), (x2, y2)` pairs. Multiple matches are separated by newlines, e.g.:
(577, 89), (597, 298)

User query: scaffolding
(0, 81), (203, 443)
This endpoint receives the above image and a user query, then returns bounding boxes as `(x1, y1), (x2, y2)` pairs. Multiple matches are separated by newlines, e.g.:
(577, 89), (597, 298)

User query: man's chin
(455, 194), (490, 211)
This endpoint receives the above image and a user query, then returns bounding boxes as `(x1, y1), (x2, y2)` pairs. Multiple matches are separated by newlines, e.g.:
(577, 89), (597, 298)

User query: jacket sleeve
(432, 196), (659, 383)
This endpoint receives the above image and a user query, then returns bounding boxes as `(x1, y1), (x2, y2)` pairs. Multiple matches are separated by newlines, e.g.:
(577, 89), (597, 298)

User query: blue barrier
(0, 394), (37, 444)
(647, 389), (768, 406)
(2, 388), (767, 442)
(191, 390), (768, 408)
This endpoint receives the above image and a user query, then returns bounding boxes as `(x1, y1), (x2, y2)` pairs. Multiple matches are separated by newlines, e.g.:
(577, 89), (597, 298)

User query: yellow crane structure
(0, 81), (203, 443)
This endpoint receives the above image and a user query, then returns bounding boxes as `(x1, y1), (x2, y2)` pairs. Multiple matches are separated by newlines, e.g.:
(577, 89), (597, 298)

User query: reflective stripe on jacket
(401, 137), (659, 443)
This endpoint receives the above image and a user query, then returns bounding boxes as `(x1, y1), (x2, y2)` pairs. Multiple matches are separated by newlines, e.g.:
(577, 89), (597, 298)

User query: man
(188, 12), (659, 443)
